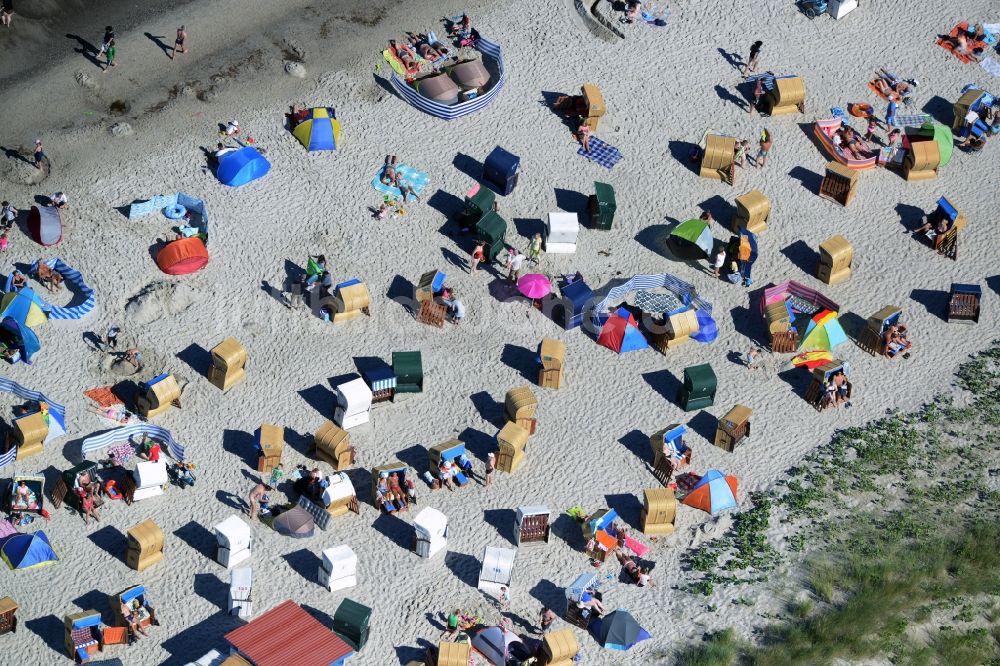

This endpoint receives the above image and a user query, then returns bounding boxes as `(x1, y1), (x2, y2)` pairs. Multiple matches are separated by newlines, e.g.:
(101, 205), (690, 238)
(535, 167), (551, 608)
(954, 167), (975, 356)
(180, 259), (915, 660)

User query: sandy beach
(0, 0), (998, 663)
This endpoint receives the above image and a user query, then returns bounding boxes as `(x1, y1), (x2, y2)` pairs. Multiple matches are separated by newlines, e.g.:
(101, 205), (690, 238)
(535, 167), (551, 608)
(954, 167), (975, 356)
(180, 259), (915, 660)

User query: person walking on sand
(100, 38), (117, 71)
(506, 248), (525, 283)
(1, 200), (17, 228)
(744, 346), (761, 370)
(884, 97), (898, 130)
(1, 1), (13, 28)
(485, 452), (495, 487)
(734, 139), (750, 168)
(756, 129), (772, 168)
(527, 233), (542, 265)
(97, 25), (116, 58)
(0, 232), (8, 253)
(741, 40), (762, 78)
(33, 139), (46, 170)
(170, 25), (187, 59)
(247, 482), (271, 520)
(470, 241), (485, 273)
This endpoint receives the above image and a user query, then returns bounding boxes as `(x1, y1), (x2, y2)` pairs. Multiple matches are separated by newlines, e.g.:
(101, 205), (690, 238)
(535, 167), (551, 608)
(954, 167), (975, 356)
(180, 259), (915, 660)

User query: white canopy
(322, 472), (356, 505)
(215, 515), (253, 550)
(566, 571), (600, 602)
(336, 378), (373, 415)
(133, 460), (169, 488)
(478, 546), (515, 589)
(546, 212), (579, 248)
(321, 544), (358, 576)
(413, 507), (448, 539)
(515, 505), (550, 521)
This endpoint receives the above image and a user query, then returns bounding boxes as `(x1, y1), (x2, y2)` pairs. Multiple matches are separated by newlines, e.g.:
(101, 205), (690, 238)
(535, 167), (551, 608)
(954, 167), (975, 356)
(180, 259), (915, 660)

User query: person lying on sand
(389, 40), (417, 69)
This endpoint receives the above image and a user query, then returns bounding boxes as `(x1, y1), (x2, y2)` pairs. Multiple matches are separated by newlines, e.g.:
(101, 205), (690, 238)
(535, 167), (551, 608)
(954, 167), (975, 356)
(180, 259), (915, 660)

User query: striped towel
(578, 137), (623, 169)
(85, 386), (123, 408)
(371, 163), (430, 198)
(891, 113), (932, 127)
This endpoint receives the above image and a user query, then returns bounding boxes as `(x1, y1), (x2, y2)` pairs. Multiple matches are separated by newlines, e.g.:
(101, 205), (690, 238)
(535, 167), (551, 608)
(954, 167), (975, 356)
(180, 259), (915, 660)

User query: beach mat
(84, 386), (123, 409)
(382, 49), (408, 76)
(624, 535), (651, 557)
(936, 23), (985, 64)
(578, 137), (623, 169)
(981, 56), (1000, 79)
(371, 164), (430, 198)
(891, 113), (932, 127)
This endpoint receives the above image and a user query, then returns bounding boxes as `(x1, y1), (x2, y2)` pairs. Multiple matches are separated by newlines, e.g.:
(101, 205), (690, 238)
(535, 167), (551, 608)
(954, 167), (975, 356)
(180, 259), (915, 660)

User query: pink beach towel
(624, 535), (650, 557)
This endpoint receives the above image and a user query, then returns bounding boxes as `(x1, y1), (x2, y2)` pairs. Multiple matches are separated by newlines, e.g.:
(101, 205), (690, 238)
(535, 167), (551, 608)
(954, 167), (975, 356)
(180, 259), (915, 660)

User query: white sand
(1, 0), (998, 663)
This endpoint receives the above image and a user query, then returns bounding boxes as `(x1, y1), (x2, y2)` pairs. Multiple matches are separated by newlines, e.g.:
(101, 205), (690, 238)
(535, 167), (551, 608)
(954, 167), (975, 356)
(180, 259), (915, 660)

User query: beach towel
(578, 137), (623, 169)
(84, 386), (123, 409)
(936, 23), (987, 64)
(371, 163), (430, 198)
(624, 535), (651, 557)
(981, 57), (1000, 79)
(382, 49), (409, 76)
(891, 113), (933, 127)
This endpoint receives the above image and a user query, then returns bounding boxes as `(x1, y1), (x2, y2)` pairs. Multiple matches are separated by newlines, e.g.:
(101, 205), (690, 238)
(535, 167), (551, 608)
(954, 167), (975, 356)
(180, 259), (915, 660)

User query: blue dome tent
(217, 146), (271, 187)
(1, 531), (59, 570)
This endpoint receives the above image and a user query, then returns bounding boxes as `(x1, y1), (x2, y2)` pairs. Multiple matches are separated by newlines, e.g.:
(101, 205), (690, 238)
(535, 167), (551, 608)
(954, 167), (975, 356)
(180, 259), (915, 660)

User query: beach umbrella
(517, 274), (551, 299)
(272, 507), (315, 538)
(666, 220), (713, 260)
(450, 59), (490, 88)
(292, 107), (341, 152)
(682, 469), (738, 515)
(590, 610), (651, 651)
(918, 121), (953, 167)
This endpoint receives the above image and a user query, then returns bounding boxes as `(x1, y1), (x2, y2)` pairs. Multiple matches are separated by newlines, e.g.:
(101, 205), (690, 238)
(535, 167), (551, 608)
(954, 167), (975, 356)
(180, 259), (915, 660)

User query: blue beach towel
(891, 113), (932, 127)
(578, 137), (623, 169)
(372, 164), (430, 198)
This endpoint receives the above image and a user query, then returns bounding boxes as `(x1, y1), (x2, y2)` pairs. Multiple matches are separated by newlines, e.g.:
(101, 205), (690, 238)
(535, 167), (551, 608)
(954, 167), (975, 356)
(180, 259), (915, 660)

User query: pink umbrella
(517, 274), (552, 299)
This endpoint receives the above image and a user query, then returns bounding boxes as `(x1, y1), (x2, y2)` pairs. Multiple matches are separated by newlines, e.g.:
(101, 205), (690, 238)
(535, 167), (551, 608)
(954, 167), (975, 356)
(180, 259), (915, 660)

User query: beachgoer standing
(470, 242), (485, 273)
(750, 77), (764, 114)
(1, 2), (12, 28)
(884, 98), (898, 130)
(101, 38), (117, 71)
(528, 233), (542, 265)
(577, 120), (591, 152)
(756, 129), (772, 169)
(170, 25), (187, 60)
(864, 118), (877, 143)
(247, 482), (271, 520)
(485, 452), (495, 487)
(734, 139), (749, 168)
(33, 139), (46, 170)
(0, 232), (8, 253)
(741, 40), (762, 78)
(82, 490), (100, 526)
(97, 26), (116, 57)
(105, 325), (120, 351)
(1, 200), (17, 228)
(744, 346), (761, 370)
(506, 249), (525, 283)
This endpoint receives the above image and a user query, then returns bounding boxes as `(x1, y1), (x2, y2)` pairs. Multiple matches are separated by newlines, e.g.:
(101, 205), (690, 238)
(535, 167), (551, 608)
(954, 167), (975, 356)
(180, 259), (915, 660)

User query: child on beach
(528, 233), (542, 264)
(750, 77), (764, 114)
(33, 139), (46, 170)
(756, 129), (772, 168)
(864, 118), (878, 143)
(741, 40), (762, 78)
(734, 139), (750, 167)
(470, 241), (485, 273)
(744, 346), (761, 370)
(101, 38), (117, 71)
(0, 232), (8, 253)
(1, 200), (16, 227)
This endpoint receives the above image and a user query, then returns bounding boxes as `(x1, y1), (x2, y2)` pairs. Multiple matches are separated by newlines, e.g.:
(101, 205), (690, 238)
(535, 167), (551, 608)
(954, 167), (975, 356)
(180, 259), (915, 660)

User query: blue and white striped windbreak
(81, 424), (186, 462)
(0, 378), (67, 469)
(390, 37), (506, 120)
(19, 258), (96, 320)
(590, 274), (713, 329)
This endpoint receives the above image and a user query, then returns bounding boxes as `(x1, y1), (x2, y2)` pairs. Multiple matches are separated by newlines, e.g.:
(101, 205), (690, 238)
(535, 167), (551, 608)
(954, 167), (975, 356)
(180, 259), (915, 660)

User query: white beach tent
(413, 507), (448, 558)
(545, 212), (579, 254)
(477, 546), (516, 600)
(318, 544), (358, 592)
(215, 515), (253, 568)
(131, 460), (169, 501)
(334, 378), (373, 429)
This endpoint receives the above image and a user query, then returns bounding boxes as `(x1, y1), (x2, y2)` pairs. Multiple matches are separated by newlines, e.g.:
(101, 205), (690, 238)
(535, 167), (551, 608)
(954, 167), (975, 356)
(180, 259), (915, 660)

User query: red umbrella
(517, 274), (551, 299)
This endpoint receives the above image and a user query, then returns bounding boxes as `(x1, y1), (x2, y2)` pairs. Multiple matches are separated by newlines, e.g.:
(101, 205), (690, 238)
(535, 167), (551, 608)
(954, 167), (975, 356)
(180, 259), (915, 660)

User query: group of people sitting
(831, 123), (875, 160)
(616, 550), (653, 587)
(818, 371), (851, 410)
(883, 323), (912, 359)
(939, 23), (992, 62)
(375, 469), (414, 512)
(11, 479), (39, 511)
(436, 454), (474, 490)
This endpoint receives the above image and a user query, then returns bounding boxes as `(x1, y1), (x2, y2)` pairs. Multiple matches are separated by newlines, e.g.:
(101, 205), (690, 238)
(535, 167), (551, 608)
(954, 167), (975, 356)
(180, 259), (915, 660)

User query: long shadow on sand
(687, 410), (718, 444)
(174, 520), (217, 559)
(780, 239), (817, 278)
(894, 202), (925, 232)
(667, 140), (701, 174)
(283, 548), (321, 582)
(605, 492), (643, 531)
(372, 512), (412, 551)
(193, 572), (228, 607)
(65, 34), (102, 67)
(445, 550), (480, 588)
(483, 508), (515, 544)
(25, 615), (66, 659)
(222, 428), (258, 469)
(618, 428), (650, 463)
(176, 342), (211, 377)
(910, 288), (949, 322)
(788, 165), (823, 195)
(642, 369), (681, 405)
(500, 343), (536, 382)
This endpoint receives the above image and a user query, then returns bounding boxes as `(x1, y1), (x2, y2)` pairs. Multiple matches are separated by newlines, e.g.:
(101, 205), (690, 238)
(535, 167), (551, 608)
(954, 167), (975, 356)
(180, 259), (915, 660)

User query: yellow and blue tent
(1, 530), (59, 570)
(292, 107), (341, 152)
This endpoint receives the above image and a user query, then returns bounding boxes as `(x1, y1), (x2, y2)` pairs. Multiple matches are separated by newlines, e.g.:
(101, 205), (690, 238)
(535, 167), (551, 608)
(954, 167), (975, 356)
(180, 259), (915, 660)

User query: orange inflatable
(156, 237), (208, 275)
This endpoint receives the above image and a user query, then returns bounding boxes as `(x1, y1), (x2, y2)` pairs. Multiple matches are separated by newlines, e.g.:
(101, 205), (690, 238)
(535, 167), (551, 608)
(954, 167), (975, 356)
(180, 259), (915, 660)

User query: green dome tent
(667, 220), (713, 260)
